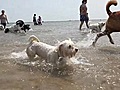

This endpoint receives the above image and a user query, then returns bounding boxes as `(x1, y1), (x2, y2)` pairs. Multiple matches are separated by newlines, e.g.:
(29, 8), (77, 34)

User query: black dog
(21, 24), (31, 32)
(16, 20), (25, 27)
(16, 20), (31, 32)
(4, 20), (31, 33)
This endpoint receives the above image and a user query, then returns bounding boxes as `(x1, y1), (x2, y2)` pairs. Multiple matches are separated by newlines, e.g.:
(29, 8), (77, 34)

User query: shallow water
(0, 20), (120, 90)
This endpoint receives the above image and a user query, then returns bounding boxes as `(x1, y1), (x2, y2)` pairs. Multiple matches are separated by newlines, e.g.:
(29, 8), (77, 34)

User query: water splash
(10, 49), (28, 59)
(76, 32), (96, 48)
(9, 49), (41, 67)
(70, 56), (94, 66)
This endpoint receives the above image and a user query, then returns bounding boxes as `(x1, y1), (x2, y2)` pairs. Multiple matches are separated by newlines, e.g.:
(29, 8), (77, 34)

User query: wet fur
(26, 35), (78, 69)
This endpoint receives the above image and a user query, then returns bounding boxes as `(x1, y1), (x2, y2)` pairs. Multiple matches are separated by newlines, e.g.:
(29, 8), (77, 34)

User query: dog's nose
(75, 48), (78, 52)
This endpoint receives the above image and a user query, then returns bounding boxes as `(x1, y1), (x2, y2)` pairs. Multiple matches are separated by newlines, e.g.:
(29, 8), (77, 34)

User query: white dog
(26, 35), (78, 68)
(89, 22), (105, 33)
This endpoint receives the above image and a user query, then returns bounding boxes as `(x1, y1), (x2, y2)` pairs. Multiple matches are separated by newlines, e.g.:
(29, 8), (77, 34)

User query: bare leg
(85, 21), (89, 28)
(79, 21), (84, 30)
(107, 34), (114, 44)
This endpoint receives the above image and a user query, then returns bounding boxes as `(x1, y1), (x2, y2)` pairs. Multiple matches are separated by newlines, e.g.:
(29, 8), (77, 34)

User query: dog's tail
(29, 35), (40, 43)
(106, 0), (117, 16)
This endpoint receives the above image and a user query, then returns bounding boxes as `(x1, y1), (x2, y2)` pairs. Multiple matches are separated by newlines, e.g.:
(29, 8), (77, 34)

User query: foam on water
(70, 56), (94, 66)
(9, 49), (41, 66)
(10, 49), (27, 59)
(9, 49), (94, 67)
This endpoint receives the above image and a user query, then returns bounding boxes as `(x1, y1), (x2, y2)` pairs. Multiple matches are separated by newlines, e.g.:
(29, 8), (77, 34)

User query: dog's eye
(68, 45), (71, 49)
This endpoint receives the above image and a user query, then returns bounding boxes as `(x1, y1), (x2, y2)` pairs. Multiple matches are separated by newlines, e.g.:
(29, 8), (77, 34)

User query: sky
(0, 0), (120, 22)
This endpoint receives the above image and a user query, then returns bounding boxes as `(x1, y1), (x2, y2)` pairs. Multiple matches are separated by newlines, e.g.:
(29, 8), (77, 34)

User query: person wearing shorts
(79, 0), (89, 30)
(0, 10), (9, 29)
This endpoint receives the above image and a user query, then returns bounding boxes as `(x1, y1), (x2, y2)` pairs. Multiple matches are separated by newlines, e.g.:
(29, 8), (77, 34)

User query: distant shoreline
(8, 19), (106, 24)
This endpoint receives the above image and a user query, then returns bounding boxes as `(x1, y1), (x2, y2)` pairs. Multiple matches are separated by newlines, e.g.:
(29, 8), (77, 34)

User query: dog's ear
(55, 41), (63, 52)
(58, 44), (63, 50)
(103, 23), (105, 25)
(57, 44), (63, 53)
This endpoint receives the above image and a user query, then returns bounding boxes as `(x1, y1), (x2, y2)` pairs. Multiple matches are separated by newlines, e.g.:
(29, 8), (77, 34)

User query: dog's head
(57, 39), (78, 58)
(98, 22), (105, 29)
(16, 20), (25, 27)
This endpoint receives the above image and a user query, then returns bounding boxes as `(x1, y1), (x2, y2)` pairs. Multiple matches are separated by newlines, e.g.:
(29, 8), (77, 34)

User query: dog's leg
(27, 53), (36, 61)
(24, 29), (26, 32)
(46, 52), (60, 68)
(26, 48), (36, 61)
(22, 28), (26, 32)
(107, 34), (114, 44)
(92, 31), (107, 46)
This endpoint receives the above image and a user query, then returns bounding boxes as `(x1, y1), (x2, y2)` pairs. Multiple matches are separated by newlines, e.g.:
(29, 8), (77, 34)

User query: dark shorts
(80, 15), (89, 22)
(1, 23), (6, 29)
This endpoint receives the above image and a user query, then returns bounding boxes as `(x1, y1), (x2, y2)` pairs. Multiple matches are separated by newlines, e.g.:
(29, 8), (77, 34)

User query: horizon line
(8, 18), (106, 23)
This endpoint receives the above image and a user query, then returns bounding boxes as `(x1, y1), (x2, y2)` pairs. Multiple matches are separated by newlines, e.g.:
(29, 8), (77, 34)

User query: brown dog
(92, 0), (120, 46)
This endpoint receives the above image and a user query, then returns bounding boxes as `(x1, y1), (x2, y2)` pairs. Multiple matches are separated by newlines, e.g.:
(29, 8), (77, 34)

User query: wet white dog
(26, 35), (78, 68)
(89, 22), (105, 33)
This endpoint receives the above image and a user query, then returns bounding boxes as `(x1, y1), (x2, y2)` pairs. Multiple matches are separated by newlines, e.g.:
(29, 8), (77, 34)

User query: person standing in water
(33, 14), (38, 25)
(0, 10), (9, 29)
(79, 0), (89, 30)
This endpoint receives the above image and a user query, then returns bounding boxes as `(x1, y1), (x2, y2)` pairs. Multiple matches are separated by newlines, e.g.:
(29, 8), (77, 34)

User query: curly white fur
(26, 35), (78, 68)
